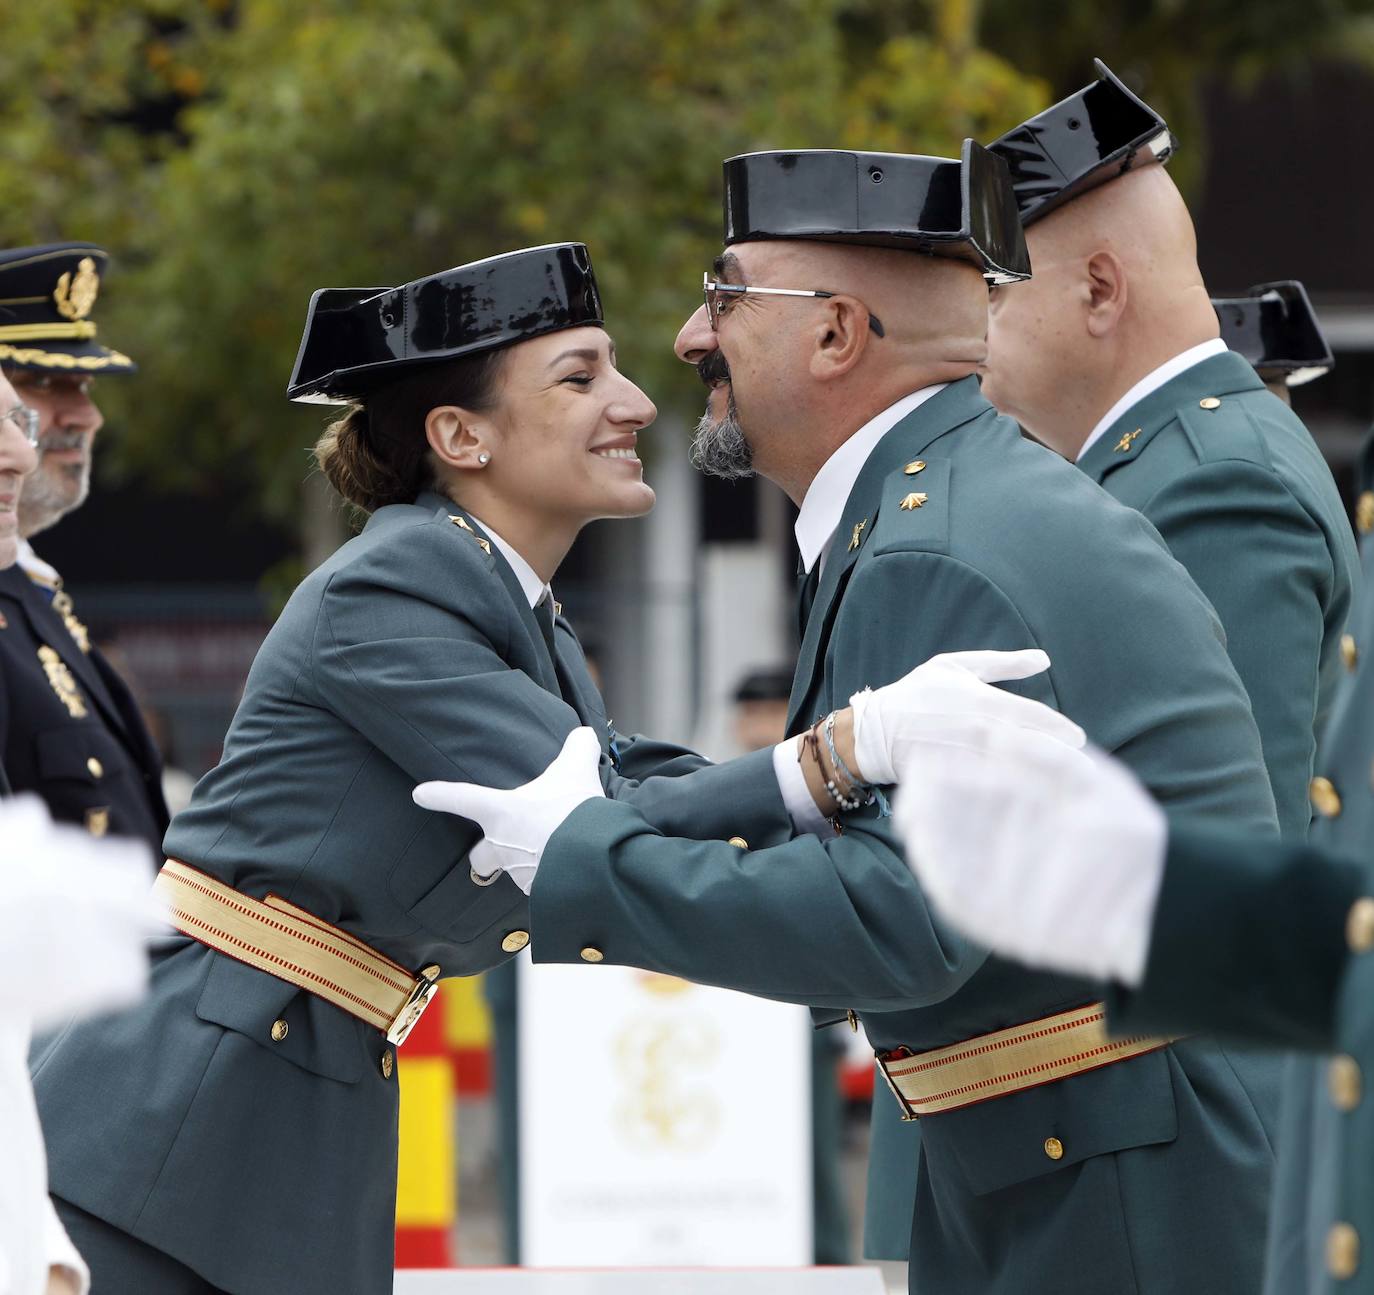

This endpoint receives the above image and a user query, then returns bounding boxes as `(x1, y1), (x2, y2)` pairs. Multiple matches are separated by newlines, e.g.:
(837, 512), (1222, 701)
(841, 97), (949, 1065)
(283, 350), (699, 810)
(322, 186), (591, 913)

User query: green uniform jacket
(1079, 349), (1356, 838)
(868, 349), (1358, 1259)
(1113, 448), (1374, 1295)
(29, 492), (797, 1295)
(529, 378), (1283, 1295)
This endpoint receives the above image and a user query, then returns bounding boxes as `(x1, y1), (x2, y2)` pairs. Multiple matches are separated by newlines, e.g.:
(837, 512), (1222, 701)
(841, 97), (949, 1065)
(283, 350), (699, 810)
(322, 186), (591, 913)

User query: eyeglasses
(0, 403), (39, 447)
(702, 272), (885, 337)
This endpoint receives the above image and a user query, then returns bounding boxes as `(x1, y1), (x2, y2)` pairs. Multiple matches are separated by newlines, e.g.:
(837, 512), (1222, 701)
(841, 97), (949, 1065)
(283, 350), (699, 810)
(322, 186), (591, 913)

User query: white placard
(518, 957), (812, 1267)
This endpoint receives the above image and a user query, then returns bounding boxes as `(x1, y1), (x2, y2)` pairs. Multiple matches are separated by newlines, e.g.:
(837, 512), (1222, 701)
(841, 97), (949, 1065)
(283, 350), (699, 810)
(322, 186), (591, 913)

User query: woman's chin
(599, 480), (656, 519)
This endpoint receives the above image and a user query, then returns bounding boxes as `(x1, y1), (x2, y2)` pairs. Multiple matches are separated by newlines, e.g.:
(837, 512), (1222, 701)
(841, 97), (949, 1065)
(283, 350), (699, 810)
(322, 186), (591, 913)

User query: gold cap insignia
(1114, 429), (1141, 453)
(899, 492), (928, 510)
(54, 257), (100, 322)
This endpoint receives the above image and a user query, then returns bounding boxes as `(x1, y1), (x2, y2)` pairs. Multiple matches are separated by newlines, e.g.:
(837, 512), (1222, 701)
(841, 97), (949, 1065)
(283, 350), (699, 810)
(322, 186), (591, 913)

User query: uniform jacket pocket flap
(34, 726), (122, 783)
(195, 950), (364, 1084)
(920, 1046), (1179, 1196)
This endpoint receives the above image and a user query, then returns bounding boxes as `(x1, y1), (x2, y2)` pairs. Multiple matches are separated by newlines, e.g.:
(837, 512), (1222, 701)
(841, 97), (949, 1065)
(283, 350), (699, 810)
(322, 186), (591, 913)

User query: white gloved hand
(849, 648), (1086, 786)
(412, 727), (605, 895)
(893, 721), (1168, 986)
(0, 795), (164, 1029)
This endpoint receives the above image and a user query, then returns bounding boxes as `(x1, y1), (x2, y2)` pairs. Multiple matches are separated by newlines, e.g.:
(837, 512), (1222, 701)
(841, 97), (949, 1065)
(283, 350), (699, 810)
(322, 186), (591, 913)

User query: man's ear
(807, 296), (873, 381)
(425, 405), (490, 471)
(1083, 250), (1127, 339)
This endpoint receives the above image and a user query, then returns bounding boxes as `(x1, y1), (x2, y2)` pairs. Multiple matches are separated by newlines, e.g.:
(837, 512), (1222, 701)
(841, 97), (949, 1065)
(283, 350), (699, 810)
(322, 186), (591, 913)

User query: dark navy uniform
(0, 566), (167, 851)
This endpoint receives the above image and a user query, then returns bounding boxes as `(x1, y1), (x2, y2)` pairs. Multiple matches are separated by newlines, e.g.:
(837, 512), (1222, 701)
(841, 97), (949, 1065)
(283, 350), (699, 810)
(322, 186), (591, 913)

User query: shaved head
(982, 162), (1219, 457)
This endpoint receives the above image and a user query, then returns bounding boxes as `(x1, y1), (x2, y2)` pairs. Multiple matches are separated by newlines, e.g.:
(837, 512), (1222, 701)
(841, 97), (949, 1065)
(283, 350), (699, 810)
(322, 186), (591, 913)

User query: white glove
(412, 727), (605, 895)
(849, 648), (1086, 786)
(893, 721), (1168, 986)
(0, 795), (165, 1029)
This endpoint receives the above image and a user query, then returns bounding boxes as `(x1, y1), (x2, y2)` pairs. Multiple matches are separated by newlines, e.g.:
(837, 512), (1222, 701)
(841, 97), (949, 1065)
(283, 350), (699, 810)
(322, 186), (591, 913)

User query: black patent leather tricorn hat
(0, 242), (136, 374)
(721, 139), (1031, 285)
(287, 242), (604, 403)
(987, 59), (1177, 227)
(1213, 280), (1334, 387)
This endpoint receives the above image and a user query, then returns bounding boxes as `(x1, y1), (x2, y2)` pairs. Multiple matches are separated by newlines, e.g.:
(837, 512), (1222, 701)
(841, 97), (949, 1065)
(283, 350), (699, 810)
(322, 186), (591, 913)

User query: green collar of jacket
(1077, 350), (1264, 483)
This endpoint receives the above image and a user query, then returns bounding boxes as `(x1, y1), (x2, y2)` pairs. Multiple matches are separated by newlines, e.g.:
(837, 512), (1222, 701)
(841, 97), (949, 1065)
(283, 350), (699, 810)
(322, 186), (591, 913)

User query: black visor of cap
(987, 58), (1177, 227)
(1213, 280), (1334, 387)
(287, 242), (604, 403)
(721, 139), (1031, 285)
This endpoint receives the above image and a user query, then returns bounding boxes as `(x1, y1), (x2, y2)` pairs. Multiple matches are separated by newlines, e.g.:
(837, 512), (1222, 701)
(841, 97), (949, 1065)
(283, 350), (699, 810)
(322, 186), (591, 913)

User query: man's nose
(674, 305), (716, 365)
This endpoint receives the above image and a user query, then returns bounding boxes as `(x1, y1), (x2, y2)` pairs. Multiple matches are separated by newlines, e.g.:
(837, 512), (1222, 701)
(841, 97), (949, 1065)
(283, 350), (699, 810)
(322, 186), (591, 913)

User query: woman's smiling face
(480, 326), (657, 527)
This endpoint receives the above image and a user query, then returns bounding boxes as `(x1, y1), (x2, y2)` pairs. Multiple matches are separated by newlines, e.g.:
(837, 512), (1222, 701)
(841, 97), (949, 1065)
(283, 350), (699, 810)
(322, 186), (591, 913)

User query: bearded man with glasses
(0, 243), (168, 859)
(417, 144), (1291, 1294)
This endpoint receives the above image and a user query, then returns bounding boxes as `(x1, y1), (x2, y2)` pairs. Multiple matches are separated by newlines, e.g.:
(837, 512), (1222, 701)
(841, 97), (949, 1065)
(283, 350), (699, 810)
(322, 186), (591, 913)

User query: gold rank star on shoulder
(899, 492), (928, 511)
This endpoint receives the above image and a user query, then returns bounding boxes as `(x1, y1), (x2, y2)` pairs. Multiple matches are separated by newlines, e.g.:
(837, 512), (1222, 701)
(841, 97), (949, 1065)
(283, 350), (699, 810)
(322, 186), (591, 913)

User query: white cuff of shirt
(44, 1195), (90, 1295)
(772, 739), (836, 840)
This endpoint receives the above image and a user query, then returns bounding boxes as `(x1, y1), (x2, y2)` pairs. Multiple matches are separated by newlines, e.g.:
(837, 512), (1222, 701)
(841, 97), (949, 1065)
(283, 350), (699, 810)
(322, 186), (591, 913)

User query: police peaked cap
(287, 243), (604, 404)
(721, 140), (1031, 285)
(0, 242), (136, 374)
(987, 59), (1177, 227)
(1213, 281), (1334, 387)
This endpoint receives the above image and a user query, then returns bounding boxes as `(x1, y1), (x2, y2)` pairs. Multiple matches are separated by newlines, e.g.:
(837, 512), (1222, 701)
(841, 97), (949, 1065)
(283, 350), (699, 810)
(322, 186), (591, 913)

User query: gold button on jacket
(1359, 491), (1374, 536)
(1311, 776), (1343, 819)
(580, 946), (604, 963)
(727, 836), (748, 849)
(1348, 898), (1374, 953)
(1043, 1136), (1064, 1161)
(270, 1019), (288, 1042)
(1330, 1055), (1363, 1112)
(380, 1049), (395, 1079)
(86, 756), (104, 779)
(1328, 1222), (1360, 1280)
(501, 930), (530, 953)
(1343, 634), (1359, 672)
(1199, 396), (1222, 410)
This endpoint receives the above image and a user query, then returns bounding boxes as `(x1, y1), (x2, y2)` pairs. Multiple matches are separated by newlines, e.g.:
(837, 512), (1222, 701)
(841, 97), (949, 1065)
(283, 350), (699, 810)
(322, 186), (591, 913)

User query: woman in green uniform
(30, 243), (884, 1294)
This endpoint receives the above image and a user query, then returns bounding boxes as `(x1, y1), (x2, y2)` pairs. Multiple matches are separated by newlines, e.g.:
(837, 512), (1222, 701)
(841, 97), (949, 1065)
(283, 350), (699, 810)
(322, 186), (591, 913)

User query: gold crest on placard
(54, 257), (100, 321)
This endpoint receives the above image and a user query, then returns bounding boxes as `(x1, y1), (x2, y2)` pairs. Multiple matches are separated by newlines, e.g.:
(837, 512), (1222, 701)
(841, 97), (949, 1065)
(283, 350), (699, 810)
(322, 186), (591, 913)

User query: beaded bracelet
(823, 710), (874, 809)
(800, 717), (856, 813)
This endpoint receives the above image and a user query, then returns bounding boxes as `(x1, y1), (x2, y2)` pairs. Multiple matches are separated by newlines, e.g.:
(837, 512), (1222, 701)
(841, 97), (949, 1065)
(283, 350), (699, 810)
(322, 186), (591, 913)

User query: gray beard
(689, 390), (753, 480)
(18, 456), (91, 538)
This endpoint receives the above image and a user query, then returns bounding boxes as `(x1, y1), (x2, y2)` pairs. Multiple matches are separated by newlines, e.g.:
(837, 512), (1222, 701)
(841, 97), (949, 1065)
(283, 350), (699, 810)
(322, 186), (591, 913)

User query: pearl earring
(477, 452), (490, 465)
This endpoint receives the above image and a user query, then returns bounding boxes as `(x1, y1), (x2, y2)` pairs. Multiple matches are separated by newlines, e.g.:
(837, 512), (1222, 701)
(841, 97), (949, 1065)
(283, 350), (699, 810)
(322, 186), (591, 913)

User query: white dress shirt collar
(1076, 338), (1228, 462)
(469, 515), (551, 609)
(14, 539), (60, 590)
(794, 384), (948, 575)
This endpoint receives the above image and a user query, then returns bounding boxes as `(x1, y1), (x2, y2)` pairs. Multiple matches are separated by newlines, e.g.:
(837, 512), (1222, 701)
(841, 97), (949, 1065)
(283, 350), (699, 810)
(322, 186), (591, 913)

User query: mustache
(696, 351), (731, 388)
(40, 430), (87, 454)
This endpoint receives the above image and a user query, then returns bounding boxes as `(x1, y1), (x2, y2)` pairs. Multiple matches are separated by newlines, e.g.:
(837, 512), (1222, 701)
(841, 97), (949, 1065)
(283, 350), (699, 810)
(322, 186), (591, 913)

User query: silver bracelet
(823, 711), (873, 810)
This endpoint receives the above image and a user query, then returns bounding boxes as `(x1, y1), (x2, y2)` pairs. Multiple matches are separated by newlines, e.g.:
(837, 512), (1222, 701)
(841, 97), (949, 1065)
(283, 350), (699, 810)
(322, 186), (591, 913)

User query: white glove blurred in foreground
(894, 716), (1168, 987)
(849, 648), (1086, 785)
(1, 794), (164, 1295)
(412, 727), (605, 894)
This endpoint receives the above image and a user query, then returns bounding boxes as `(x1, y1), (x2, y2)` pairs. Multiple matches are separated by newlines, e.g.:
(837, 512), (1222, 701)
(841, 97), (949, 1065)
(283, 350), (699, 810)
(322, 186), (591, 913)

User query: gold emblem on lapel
(899, 492), (928, 511)
(38, 644), (87, 718)
(848, 519), (867, 553)
(51, 589), (90, 653)
(1114, 429), (1141, 453)
(54, 257), (100, 321)
(449, 514), (491, 555)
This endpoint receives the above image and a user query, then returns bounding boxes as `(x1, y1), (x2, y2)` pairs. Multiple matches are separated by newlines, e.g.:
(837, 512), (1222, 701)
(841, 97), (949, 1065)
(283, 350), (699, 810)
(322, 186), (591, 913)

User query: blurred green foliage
(0, 0), (1370, 528)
